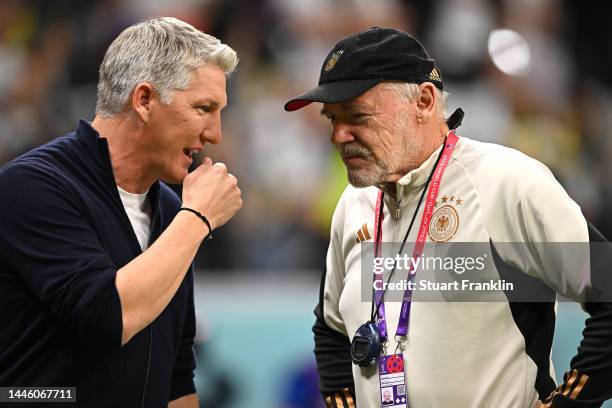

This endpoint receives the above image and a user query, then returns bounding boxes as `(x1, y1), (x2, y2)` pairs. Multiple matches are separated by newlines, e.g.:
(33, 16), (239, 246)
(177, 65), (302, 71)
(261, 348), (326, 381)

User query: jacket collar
(387, 142), (445, 207)
(74, 119), (115, 178)
(73, 118), (161, 212)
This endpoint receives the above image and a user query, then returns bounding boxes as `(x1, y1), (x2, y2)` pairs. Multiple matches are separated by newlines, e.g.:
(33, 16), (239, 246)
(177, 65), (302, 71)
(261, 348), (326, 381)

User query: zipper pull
(394, 185), (403, 220)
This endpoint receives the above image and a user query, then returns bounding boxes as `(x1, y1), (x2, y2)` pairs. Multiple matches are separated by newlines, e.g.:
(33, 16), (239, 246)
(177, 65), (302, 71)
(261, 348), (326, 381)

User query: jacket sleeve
(169, 268), (197, 401)
(314, 267), (356, 408)
(0, 163), (123, 348)
(313, 191), (357, 408)
(485, 161), (612, 407)
(544, 224), (612, 408)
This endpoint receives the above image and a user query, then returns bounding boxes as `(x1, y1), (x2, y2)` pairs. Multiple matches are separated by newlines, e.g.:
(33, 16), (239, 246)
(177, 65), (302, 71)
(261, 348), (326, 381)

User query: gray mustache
(340, 144), (371, 158)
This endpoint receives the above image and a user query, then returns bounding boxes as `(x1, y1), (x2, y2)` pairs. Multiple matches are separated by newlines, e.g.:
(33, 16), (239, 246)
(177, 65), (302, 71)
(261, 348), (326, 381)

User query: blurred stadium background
(1, 0), (611, 407)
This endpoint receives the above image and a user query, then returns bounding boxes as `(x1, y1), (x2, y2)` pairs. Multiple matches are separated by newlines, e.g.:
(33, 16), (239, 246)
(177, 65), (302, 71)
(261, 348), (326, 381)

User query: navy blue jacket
(0, 120), (196, 407)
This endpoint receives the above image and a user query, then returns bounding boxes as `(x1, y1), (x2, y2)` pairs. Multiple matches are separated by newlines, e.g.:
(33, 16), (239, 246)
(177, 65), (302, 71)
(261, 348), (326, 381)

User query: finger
(192, 157), (213, 173)
(201, 157), (213, 168)
(228, 173), (238, 184)
(213, 162), (227, 171)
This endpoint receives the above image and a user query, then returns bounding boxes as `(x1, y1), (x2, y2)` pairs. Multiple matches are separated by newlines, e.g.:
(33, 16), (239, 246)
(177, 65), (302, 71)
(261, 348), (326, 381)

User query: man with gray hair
(285, 27), (612, 407)
(0, 17), (241, 407)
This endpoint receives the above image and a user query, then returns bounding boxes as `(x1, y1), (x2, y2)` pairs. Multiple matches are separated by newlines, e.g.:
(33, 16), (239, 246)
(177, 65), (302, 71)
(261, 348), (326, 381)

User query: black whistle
(351, 321), (382, 367)
(446, 108), (464, 130)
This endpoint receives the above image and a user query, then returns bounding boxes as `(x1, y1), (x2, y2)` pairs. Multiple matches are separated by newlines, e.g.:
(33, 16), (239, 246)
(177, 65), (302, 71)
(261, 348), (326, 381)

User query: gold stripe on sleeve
(362, 223), (371, 241)
(569, 374), (589, 400)
(343, 388), (355, 408)
(561, 369), (578, 396)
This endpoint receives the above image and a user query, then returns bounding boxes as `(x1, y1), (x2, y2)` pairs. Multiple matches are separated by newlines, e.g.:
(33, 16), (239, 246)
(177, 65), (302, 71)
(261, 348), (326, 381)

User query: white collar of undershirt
(117, 186), (150, 212)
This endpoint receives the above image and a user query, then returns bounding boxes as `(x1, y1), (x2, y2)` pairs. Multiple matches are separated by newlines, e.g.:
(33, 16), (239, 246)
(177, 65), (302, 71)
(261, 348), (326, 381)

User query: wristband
(179, 207), (213, 240)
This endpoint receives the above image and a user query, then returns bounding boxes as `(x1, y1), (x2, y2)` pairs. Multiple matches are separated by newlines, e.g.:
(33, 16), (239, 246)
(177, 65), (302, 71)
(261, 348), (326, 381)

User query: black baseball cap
(284, 27), (443, 112)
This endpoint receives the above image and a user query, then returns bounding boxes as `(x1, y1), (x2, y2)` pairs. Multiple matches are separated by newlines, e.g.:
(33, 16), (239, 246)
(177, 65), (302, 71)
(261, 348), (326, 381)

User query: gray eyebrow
(320, 103), (375, 117)
(194, 98), (227, 110)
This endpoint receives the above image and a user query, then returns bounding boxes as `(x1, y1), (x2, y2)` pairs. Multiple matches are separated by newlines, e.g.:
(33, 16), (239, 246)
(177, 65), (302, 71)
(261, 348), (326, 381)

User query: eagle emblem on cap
(324, 50), (344, 72)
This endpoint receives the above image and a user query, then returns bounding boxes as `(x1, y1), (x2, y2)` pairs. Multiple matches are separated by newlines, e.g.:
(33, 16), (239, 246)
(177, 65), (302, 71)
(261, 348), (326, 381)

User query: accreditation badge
(378, 354), (407, 407)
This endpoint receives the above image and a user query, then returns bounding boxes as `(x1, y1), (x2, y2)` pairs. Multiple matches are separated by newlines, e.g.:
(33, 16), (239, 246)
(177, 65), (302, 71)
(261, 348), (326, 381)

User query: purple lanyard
(372, 131), (459, 340)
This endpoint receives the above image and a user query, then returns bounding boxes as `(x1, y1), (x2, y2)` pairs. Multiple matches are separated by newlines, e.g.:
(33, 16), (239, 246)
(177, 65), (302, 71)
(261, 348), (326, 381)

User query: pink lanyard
(372, 131), (459, 340)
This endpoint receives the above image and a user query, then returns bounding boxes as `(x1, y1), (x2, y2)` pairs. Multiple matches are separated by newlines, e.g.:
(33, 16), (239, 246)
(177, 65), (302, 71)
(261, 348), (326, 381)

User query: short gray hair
(383, 82), (448, 120)
(96, 17), (238, 116)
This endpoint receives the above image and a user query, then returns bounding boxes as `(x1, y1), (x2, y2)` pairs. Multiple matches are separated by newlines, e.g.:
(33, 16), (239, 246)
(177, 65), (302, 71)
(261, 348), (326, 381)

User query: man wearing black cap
(285, 27), (612, 408)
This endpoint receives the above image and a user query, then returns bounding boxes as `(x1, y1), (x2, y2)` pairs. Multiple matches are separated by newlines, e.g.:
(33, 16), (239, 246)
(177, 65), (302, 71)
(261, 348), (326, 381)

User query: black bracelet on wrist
(179, 207), (213, 240)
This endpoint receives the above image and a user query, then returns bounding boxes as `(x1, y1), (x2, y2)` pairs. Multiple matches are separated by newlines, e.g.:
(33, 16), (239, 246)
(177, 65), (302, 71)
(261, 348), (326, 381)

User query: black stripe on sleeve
(313, 267), (356, 402)
(549, 222), (612, 406)
(490, 241), (557, 401)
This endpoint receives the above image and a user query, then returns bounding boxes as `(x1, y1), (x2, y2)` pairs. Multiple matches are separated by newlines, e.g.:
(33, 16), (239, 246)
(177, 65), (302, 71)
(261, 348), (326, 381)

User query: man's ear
(132, 83), (155, 123)
(416, 82), (437, 122)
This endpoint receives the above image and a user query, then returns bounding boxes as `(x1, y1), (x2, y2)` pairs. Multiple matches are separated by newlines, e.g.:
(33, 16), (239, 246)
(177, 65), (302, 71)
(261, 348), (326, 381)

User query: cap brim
(284, 78), (382, 112)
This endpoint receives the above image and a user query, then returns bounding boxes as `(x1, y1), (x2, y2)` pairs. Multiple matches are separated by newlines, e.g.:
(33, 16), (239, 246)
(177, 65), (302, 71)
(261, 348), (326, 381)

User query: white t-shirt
(117, 186), (152, 251)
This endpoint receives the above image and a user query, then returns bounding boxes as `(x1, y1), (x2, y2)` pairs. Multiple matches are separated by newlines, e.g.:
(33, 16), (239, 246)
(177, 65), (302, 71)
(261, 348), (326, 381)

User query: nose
(331, 122), (355, 146)
(202, 111), (222, 145)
